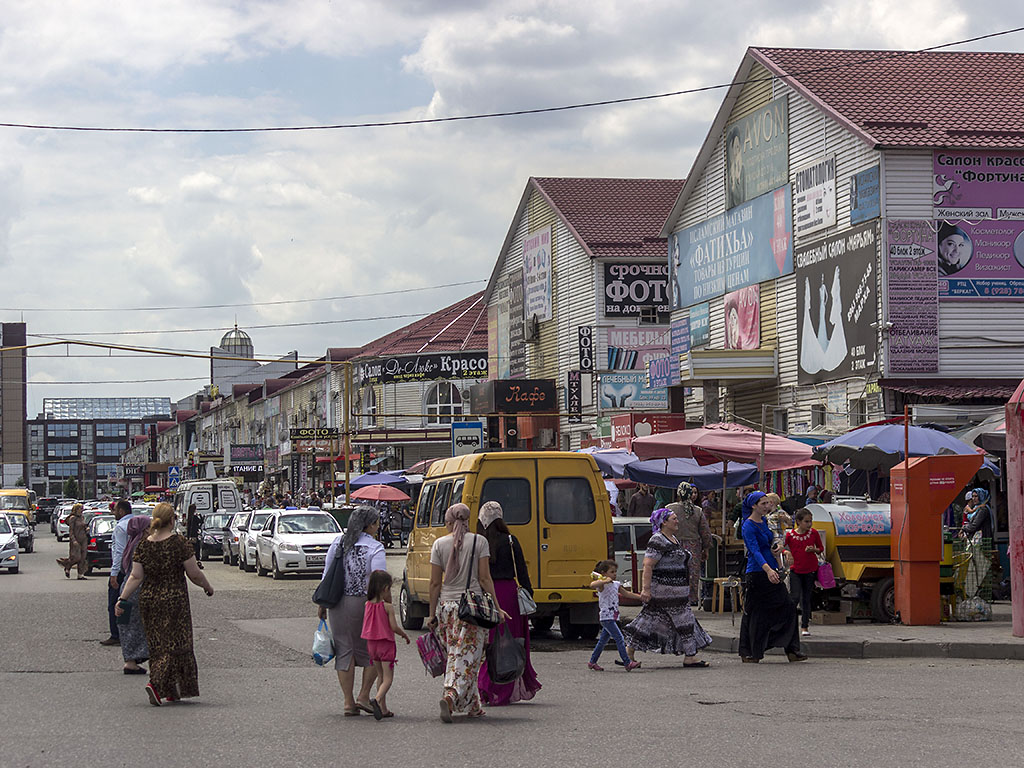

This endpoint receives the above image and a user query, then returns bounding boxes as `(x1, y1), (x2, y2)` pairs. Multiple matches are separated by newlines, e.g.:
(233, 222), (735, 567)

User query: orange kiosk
(890, 454), (983, 625)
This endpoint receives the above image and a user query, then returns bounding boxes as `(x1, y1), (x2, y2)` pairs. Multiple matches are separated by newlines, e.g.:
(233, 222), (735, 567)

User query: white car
(222, 510), (249, 565)
(0, 515), (20, 573)
(238, 510), (274, 573)
(254, 510), (340, 580)
(54, 501), (79, 541)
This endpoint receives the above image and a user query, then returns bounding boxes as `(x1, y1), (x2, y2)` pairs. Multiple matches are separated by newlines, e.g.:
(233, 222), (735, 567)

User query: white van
(172, 480), (243, 520)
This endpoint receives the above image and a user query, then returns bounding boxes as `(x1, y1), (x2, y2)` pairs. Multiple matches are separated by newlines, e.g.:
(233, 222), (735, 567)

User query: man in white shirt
(101, 500), (136, 647)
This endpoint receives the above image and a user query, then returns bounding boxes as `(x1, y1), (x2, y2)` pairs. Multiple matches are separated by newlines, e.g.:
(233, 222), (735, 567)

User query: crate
(810, 610), (848, 625)
(841, 599), (873, 621)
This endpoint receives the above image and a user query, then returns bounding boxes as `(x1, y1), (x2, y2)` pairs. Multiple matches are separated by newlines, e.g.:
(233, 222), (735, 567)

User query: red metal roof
(751, 48), (1024, 148)
(880, 379), (1020, 400)
(356, 292), (487, 358)
(532, 177), (683, 260)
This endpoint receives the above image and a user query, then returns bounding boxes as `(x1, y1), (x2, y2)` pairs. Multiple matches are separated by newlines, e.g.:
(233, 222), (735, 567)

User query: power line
(0, 279), (486, 313)
(4, 377), (206, 385)
(0, 26), (1020, 134)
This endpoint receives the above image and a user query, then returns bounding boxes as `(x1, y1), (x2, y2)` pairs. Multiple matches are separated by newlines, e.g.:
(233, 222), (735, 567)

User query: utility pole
(343, 361), (352, 505)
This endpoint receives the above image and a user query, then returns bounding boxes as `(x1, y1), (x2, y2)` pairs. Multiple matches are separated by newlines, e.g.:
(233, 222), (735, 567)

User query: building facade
(0, 322), (28, 487)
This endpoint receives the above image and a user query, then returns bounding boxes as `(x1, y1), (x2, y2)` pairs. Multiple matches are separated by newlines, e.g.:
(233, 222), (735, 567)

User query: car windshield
(92, 517), (116, 534)
(250, 513), (272, 531)
(232, 513), (247, 527)
(0, 518), (10, 534)
(277, 514), (339, 534)
(203, 514), (232, 530)
(0, 496), (29, 511)
(9, 514), (29, 527)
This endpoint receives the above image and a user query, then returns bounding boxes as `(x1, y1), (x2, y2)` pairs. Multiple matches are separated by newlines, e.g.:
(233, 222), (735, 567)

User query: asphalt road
(4, 528), (1023, 768)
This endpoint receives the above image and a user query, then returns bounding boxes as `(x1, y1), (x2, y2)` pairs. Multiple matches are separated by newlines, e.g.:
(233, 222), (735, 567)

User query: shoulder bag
(510, 535), (537, 616)
(312, 540), (346, 608)
(457, 535), (501, 629)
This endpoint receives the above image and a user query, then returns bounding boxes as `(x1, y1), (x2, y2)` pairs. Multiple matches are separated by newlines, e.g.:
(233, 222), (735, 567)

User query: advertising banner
(796, 222), (879, 384)
(933, 149), (1024, 220)
(578, 326), (595, 372)
(647, 315), (691, 388)
(599, 372), (668, 410)
(566, 370), (582, 424)
(487, 303), (499, 381)
(935, 219), (1024, 299)
(230, 444), (264, 462)
(850, 165), (880, 225)
(725, 96), (789, 209)
(493, 278), (511, 379)
(470, 379), (558, 414)
(509, 273), (526, 378)
(523, 225), (552, 322)
(289, 427), (340, 440)
(604, 327), (670, 370)
(670, 185), (793, 309)
(886, 220), (939, 374)
(793, 155), (836, 238)
(689, 303), (709, 347)
(360, 352), (488, 384)
(603, 262), (671, 318)
(723, 285), (760, 350)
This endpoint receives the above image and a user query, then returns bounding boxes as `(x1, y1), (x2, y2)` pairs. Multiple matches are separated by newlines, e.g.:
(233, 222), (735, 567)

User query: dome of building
(220, 325), (254, 358)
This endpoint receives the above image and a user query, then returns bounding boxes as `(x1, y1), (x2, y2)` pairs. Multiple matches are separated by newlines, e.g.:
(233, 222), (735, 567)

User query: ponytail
(148, 502), (175, 535)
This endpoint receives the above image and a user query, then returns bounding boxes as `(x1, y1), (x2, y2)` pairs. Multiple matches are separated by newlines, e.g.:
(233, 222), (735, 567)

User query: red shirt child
(785, 526), (824, 574)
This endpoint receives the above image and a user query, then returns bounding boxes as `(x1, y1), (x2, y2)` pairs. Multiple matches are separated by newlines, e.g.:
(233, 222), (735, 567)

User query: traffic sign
(168, 465), (182, 489)
(452, 421), (484, 457)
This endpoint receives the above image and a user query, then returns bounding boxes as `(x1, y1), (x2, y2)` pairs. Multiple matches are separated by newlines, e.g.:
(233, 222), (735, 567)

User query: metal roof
(41, 397), (173, 421)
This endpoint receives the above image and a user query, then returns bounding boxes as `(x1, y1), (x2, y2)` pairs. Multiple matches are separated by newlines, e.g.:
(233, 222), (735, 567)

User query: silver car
(254, 510), (341, 580)
(0, 515), (20, 574)
(238, 510), (273, 573)
(7, 513), (34, 553)
(222, 511), (248, 565)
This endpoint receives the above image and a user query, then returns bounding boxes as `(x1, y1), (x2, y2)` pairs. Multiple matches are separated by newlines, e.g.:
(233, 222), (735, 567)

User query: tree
(14, 477), (25, 487)
(63, 477), (80, 499)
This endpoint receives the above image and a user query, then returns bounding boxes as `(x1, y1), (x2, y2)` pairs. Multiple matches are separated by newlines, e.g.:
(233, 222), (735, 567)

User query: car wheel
(7, 566), (17, 574)
(272, 555), (284, 580)
(871, 576), (896, 623)
(223, 549), (230, 565)
(399, 582), (423, 630)
(25, 542), (33, 553)
(256, 553), (268, 577)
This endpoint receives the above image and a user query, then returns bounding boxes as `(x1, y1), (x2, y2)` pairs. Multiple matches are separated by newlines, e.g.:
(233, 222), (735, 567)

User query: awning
(315, 453), (367, 463)
(679, 348), (778, 385)
(880, 379), (1020, 400)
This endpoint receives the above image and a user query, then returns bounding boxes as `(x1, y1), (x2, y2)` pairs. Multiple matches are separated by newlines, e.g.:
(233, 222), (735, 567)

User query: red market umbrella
(406, 458), (441, 475)
(631, 422), (816, 471)
(349, 484), (411, 503)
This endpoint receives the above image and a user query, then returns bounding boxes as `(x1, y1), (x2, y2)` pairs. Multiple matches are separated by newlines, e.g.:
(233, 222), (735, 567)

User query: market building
(483, 177), (684, 451)
(662, 47), (1024, 438)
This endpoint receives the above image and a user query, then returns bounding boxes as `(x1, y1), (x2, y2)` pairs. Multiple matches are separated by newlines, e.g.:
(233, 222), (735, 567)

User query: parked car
(611, 516), (656, 589)
(86, 515), (116, 572)
(238, 510), (274, 572)
(55, 502), (80, 542)
(7, 512), (34, 553)
(222, 511), (248, 565)
(0, 515), (19, 573)
(254, 510), (341, 580)
(36, 497), (63, 524)
(197, 512), (233, 561)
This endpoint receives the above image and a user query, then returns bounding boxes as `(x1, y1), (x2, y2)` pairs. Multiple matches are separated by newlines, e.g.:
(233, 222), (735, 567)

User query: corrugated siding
(729, 62), (776, 123)
(527, 193), (560, 380)
(882, 150), (932, 218)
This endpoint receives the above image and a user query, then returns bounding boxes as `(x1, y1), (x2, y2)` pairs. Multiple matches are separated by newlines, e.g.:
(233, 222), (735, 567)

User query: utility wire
(0, 26), (1020, 134)
(4, 377), (207, 385)
(0, 279), (486, 313)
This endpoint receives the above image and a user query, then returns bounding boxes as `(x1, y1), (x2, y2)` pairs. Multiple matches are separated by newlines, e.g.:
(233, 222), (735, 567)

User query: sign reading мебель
(599, 372), (668, 411)
(361, 352), (488, 384)
(523, 226), (552, 322)
(796, 221), (879, 384)
(670, 186), (793, 309)
(451, 421), (484, 457)
(886, 219), (939, 374)
(603, 263), (671, 318)
(793, 155), (836, 238)
(935, 220), (1024, 299)
(725, 95), (789, 209)
(933, 149), (1024, 220)
(604, 327), (670, 370)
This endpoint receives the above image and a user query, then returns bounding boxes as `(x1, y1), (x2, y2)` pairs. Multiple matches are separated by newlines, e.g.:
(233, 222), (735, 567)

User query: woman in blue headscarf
(738, 491), (804, 663)
(622, 507), (712, 668)
(961, 488), (993, 542)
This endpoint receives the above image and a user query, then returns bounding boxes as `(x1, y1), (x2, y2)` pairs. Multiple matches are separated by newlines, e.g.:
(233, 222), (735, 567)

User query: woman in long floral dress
(56, 503), (89, 579)
(623, 507), (712, 667)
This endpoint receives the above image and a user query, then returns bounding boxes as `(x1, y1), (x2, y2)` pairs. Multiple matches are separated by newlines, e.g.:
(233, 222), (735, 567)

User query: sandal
(467, 708), (486, 719)
(355, 701), (374, 714)
(381, 711), (394, 718)
(439, 696), (454, 724)
(343, 708), (361, 716)
(683, 660), (710, 668)
(370, 698), (383, 721)
(145, 684), (162, 707)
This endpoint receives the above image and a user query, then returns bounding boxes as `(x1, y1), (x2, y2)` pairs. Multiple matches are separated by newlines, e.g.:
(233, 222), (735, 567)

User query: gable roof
(355, 291), (488, 358)
(487, 176), (683, 301)
(664, 47), (1024, 234)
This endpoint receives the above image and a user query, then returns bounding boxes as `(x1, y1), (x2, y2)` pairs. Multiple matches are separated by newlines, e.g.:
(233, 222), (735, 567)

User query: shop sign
(886, 220), (939, 374)
(725, 95), (789, 209)
(493, 277), (511, 379)
(792, 154), (836, 238)
(611, 413), (688, 448)
(670, 186), (793, 309)
(360, 352), (488, 384)
(688, 303), (709, 347)
(231, 463), (263, 474)
(796, 221), (879, 383)
(578, 327), (595, 372)
(289, 427), (339, 440)
(603, 327), (670, 370)
(599, 372), (668, 411)
(120, 464), (144, 477)
(294, 439), (334, 454)
(566, 370), (583, 424)
(933, 149), (1024, 220)
(723, 285), (760, 350)
(602, 263), (670, 318)
(850, 166), (880, 224)
(230, 443), (264, 462)
(470, 379), (558, 414)
(509, 273), (526, 378)
(523, 225), (552, 323)
(936, 219), (1024, 299)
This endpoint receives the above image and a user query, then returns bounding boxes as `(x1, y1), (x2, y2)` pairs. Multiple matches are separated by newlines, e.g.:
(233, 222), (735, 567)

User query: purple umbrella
(813, 424), (984, 472)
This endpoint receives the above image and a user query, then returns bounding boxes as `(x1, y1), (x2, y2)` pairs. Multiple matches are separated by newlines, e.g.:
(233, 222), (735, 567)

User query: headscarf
(478, 500), (503, 530)
(122, 515), (151, 574)
(676, 481), (697, 503)
(342, 505), (380, 552)
(741, 490), (767, 520)
(968, 488), (990, 520)
(650, 507), (672, 534)
(444, 503), (471, 581)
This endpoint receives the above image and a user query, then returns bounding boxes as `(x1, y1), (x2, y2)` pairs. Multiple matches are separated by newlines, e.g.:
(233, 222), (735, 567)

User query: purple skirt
(478, 579), (542, 705)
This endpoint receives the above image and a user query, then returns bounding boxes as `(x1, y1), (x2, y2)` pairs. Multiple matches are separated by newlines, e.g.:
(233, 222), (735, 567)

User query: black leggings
(789, 571), (816, 629)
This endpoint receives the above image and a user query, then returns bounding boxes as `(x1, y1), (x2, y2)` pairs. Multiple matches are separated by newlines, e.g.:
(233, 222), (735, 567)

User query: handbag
(311, 619), (335, 666)
(312, 540), (346, 608)
(457, 536), (502, 629)
(509, 535), (537, 616)
(415, 629), (446, 678)
(485, 622), (526, 685)
(816, 555), (837, 590)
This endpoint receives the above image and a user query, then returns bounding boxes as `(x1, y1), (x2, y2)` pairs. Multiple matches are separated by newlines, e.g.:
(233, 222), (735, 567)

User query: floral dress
(134, 534), (200, 700)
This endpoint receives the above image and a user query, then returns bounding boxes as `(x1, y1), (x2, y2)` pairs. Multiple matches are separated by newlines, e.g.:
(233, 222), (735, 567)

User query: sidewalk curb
(705, 631), (1024, 661)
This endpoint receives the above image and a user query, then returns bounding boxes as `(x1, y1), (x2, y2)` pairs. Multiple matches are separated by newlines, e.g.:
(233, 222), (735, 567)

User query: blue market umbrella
(813, 424), (986, 472)
(625, 457), (759, 491)
(578, 448), (636, 478)
(348, 471), (409, 488)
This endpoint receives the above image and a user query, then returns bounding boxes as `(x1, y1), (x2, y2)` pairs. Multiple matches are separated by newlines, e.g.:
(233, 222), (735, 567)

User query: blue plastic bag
(312, 619), (335, 666)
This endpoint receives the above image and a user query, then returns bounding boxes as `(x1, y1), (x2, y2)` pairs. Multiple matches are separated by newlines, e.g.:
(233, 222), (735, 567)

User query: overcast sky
(0, 0), (1016, 416)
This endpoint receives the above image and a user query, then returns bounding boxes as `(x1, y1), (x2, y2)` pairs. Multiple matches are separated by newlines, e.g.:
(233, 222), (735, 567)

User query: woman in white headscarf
(428, 503), (508, 722)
